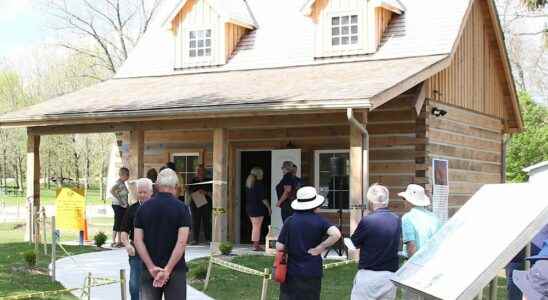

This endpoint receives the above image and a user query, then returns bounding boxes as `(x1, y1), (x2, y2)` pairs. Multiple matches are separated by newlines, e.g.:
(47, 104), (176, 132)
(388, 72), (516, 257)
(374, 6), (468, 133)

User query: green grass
(188, 255), (510, 300)
(0, 188), (107, 206)
(0, 217), (114, 244)
(0, 242), (100, 299)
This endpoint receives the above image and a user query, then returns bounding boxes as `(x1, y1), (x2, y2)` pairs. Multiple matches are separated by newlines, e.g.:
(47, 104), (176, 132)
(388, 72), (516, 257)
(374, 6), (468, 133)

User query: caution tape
(210, 257), (269, 278)
(0, 277), (119, 300)
(212, 208), (226, 215)
(323, 259), (357, 270)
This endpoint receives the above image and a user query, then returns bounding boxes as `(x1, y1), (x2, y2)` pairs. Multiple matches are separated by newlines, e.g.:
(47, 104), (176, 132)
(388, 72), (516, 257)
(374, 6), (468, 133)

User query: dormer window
(331, 15), (359, 47)
(189, 29), (212, 58)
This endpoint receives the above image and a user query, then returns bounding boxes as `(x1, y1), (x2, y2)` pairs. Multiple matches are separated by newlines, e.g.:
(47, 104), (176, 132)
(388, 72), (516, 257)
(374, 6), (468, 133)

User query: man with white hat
(513, 260), (548, 300)
(276, 186), (341, 300)
(398, 184), (441, 258)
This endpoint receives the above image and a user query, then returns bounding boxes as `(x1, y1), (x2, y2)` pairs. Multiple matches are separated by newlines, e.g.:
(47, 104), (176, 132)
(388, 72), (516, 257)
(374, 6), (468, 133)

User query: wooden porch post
(129, 129), (144, 179)
(26, 132), (40, 243)
(212, 128), (228, 250)
(349, 111), (368, 235)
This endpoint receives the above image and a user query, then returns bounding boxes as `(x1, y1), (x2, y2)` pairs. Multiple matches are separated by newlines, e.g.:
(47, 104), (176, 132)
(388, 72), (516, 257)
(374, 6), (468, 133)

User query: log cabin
(0, 0), (523, 248)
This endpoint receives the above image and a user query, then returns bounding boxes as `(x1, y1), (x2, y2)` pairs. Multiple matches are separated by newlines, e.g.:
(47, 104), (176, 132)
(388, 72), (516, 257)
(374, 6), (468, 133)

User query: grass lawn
(0, 188), (107, 206)
(0, 217), (114, 244)
(188, 255), (510, 300)
(0, 242), (100, 299)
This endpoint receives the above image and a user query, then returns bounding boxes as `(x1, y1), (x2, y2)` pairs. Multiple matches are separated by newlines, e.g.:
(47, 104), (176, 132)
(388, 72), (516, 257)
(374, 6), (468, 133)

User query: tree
(41, 0), (161, 75)
(506, 92), (548, 182)
(522, 0), (547, 10)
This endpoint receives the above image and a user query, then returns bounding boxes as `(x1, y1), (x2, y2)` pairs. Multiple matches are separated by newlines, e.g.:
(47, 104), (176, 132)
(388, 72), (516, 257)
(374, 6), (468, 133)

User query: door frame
(235, 149), (272, 245)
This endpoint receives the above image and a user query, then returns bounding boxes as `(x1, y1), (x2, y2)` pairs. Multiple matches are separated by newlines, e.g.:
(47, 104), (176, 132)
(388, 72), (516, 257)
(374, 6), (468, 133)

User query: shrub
(189, 262), (208, 280)
(219, 242), (233, 255)
(23, 250), (37, 268)
(94, 232), (108, 247)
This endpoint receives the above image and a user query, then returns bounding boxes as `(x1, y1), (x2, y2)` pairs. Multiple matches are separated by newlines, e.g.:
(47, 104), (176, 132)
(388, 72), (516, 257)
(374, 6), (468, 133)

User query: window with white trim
(188, 29), (212, 58)
(331, 15), (359, 47)
(172, 153), (200, 187)
(314, 150), (350, 210)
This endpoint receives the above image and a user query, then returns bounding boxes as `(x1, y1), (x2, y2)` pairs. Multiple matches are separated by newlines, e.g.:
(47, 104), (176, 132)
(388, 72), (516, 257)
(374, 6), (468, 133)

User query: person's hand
(148, 266), (163, 279)
(153, 269), (171, 287)
(125, 245), (135, 256)
(276, 201), (283, 208)
(307, 246), (324, 256)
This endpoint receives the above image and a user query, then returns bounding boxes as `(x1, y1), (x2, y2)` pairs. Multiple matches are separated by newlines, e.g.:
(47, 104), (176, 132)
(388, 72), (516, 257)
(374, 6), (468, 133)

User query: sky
(0, 0), (47, 58)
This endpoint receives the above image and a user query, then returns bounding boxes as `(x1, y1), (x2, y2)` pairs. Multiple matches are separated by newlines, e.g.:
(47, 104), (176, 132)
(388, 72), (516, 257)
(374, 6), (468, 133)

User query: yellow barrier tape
(323, 259), (357, 270)
(212, 208), (226, 215)
(0, 277), (119, 300)
(210, 257), (268, 278)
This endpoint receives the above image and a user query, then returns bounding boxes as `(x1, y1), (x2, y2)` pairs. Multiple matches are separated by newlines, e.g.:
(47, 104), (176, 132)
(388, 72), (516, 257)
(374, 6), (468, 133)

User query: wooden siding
(310, 0), (374, 57)
(425, 100), (503, 217)
(375, 7), (392, 49)
(425, 0), (511, 121)
(225, 23), (248, 60)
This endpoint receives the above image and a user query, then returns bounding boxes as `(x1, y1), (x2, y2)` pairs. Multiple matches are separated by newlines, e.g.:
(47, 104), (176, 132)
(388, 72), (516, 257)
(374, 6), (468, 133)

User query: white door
(270, 149), (301, 236)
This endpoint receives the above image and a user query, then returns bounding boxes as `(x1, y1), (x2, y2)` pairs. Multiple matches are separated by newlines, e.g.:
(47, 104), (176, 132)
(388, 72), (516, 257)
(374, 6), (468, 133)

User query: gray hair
(367, 184), (390, 207)
(137, 178), (154, 192)
(250, 167), (264, 181)
(157, 168), (179, 188)
(281, 161), (294, 173)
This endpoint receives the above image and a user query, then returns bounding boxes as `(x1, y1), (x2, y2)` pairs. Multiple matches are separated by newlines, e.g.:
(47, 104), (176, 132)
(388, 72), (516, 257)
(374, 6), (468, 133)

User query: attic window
(331, 15), (359, 47)
(188, 29), (212, 58)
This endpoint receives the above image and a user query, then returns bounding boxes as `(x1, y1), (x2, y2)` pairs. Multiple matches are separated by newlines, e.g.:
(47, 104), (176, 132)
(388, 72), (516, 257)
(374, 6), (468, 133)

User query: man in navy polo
(350, 184), (401, 300)
(134, 168), (192, 300)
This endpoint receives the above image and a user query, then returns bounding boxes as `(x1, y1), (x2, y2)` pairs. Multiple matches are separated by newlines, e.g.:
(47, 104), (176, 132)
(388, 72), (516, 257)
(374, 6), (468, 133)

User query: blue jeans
(129, 255), (143, 300)
(505, 261), (523, 300)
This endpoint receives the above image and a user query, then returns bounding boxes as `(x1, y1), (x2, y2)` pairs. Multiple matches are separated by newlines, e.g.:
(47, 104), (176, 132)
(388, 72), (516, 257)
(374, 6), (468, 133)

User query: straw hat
(398, 184), (431, 207)
(291, 186), (325, 211)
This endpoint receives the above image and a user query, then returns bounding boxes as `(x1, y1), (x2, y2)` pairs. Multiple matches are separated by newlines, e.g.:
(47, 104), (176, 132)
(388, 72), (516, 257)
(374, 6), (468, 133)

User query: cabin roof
(0, 55), (446, 126)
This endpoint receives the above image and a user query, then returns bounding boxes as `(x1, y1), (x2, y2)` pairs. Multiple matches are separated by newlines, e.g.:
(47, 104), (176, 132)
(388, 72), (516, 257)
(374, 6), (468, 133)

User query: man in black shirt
(189, 164), (212, 244)
(135, 169), (192, 300)
(121, 178), (154, 300)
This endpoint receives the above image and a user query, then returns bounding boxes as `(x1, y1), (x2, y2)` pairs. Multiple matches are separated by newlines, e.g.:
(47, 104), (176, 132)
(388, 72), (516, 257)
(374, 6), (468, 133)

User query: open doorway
(239, 151), (272, 244)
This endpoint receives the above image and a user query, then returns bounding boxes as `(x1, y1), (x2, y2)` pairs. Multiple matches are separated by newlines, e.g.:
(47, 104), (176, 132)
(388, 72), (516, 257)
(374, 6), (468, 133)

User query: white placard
(432, 159), (449, 223)
(393, 183), (548, 300)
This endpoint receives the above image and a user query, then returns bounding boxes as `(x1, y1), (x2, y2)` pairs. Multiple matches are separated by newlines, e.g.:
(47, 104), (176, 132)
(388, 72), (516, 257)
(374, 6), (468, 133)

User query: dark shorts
(279, 275), (322, 300)
(141, 268), (187, 300)
(112, 205), (126, 231)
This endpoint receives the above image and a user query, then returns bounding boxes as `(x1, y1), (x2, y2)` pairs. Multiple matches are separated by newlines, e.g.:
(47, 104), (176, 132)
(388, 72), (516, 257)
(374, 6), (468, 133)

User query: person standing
(110, 167), (130, 248)
(134, 169), (192, 300)
(246, 167), (271, 251)
(146, 168), (158, 195)
(276, 186), (341, 300)
(121, 178), (154, 300)
(189, 165), (212, 244)
(512, 260), (548, 300)
(276, 161), (299, 222)
(398, 184), (441, 258)
(350, 184), (401, 300)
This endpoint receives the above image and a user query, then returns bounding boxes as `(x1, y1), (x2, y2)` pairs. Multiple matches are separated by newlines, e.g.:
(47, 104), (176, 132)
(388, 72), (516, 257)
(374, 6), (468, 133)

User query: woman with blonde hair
(246, 167), (271, 251)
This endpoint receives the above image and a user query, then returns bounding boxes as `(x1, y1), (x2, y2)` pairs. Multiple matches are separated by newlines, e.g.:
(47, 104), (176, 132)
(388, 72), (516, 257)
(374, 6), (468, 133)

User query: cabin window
(331, 15), (359, 47)
(314, 150), (350, 210)
(188, 29), (212, 58)
(172, 152), (200, 187)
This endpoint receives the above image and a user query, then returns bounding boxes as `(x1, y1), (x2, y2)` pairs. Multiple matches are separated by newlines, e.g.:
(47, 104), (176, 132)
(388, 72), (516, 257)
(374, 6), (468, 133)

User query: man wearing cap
(399, 184), (441, 258)
(513, 260), (548, 300)
(276, 161), (301, 222)
(350, 184), (401, 300)
(276, 186), (342, 300)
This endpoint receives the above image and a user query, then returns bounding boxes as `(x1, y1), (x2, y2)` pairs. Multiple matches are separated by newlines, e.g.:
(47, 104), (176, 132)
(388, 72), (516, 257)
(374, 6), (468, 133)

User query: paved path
(0, 204), (114, 222)
(54, 246), (213, 300)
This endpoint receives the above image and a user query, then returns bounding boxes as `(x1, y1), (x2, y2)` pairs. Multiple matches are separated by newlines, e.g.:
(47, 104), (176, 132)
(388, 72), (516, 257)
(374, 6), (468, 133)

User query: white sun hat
(398, 184), (431, 207)
(291, 186), (325, 211)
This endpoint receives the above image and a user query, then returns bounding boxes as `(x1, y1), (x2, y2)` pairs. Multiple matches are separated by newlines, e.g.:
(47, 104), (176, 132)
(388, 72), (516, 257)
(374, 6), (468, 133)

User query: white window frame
(314, 149), (350, 212)
(183, 27), (214, 67)
(327, 11), (363, 52)
(171, 152), (201, 186)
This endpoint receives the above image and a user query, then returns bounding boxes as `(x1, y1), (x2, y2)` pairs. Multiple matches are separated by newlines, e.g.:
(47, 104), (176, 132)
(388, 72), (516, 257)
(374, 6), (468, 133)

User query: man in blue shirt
(277, 186), (341, 300)
(350, 184), (401, 300)
(134, 169), (192, 300)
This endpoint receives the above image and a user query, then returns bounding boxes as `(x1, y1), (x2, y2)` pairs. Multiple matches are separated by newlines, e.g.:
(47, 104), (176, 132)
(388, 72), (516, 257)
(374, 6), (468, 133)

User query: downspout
(347, 108), (369, 217)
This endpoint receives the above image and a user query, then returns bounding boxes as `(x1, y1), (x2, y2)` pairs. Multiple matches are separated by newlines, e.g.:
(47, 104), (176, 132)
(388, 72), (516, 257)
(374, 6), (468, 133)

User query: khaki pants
(351, 269), (396, 300)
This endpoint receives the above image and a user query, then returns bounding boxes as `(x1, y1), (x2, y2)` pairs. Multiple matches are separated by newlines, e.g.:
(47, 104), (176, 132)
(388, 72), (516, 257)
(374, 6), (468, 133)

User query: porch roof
(0, 54), (447, 127)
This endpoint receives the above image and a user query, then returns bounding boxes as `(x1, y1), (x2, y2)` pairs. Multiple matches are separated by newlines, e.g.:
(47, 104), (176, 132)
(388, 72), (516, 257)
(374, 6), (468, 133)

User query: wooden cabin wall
(425, 0), (512, 122)
(375, 7), (392, 48)
(425, 100), (504, 217)
(225, 23), (248, 59)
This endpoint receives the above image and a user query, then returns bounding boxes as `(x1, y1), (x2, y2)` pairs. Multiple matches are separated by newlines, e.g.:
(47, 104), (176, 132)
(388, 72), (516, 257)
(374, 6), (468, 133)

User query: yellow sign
(55, 187), (86, 231)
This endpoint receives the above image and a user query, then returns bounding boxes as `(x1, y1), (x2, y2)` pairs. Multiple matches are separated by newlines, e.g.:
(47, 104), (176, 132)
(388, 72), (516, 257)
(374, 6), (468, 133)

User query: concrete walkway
(54, 246), (214, 300)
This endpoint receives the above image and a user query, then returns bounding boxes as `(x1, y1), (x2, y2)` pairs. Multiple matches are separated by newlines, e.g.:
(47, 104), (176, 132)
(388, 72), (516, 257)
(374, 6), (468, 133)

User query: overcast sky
(0, 0), (47, 57)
